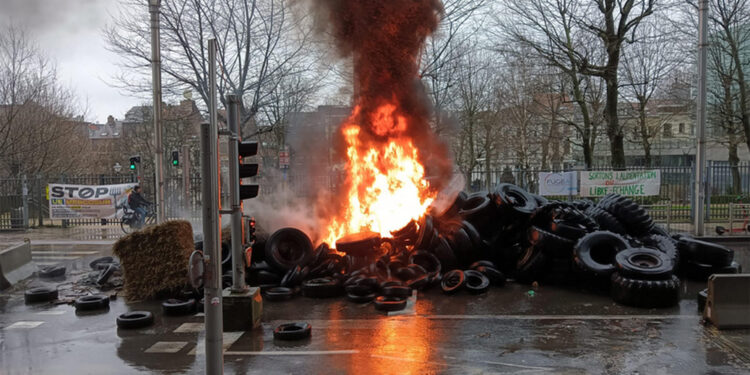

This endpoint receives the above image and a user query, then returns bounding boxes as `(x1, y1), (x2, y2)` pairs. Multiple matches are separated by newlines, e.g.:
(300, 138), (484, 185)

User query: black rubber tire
(585, 206), (627, 235)
(528, 226), (575, 259)
(197, 297), (205, 313)
(406, 274), (430, 290)
(463, 270), (490, 294)
(89, 256), (114, 270)
(678, 237), (734, 267)
(162, 298), (196, 316)
(409, 251), (441, 275)
(39, 266), (66, 278)
(431, 236), (457, 270)
(335, 231), (381, 256)
(381, 286), (412, 298)
(514, 246), (549, 283)
(347, 292), (377, 303)
(640, 234), (679, 267)
(75, 295), (110, 311)
(374, 296), (407, 312)
(117, 311), (154, 329)
(96, 264), (118, 285)
(446, 227), (474, 266)
(549, 221), (588, 241)
(458, 194), (495, 232)
(24, 287), (58, 304)
(265, 228), (314, 271)
(532, 194), (549, 208)
(280, 266), (302, 287)
(573, 231), (630, 277)
(491, 183), (538, 218)
(264, 287), (294, 302)
(683, 260), (742, 281)
(610, 273), (680, 308)
(697, 288), (708, 312)
(473, 265), (506, 286)
(440, 270), (465, 294)
(614, 247), (674, 280)
(469, 260), (496, 269)
(597, 194), (654, 236)
(301, 277), (343, 298)
(273, 322), (311, 340)
(414, 216), (435, 250)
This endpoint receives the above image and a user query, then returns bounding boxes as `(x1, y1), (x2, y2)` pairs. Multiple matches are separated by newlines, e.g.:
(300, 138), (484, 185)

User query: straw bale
(113, 220), (194, 301)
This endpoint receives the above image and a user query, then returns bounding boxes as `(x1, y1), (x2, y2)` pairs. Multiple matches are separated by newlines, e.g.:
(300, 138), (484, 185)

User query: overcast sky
(2, 0), (141, 123)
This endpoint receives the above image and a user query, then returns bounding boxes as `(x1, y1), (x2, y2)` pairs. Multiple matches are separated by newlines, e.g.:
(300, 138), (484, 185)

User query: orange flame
(323, 104), (436, 247)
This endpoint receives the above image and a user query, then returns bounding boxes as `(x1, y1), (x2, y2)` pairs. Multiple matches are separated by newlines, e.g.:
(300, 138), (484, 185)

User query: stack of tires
(235, 188), (741, 310)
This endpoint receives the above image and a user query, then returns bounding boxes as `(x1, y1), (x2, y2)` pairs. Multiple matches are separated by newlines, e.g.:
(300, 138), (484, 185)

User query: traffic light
(237, 141), (259, 200)
(171, 150), (179, 166)
(129, 155), (141, 170)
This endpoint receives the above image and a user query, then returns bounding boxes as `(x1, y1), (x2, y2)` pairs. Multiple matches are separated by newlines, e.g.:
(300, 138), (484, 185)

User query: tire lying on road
(117, 311), (154, 329)
(89, 256), (114, 270)
(96, 263), (118, 285)
(677, 237), (734, 267)
(610, 273), (680, 308)
(39, 266), (66, 278)
(301, 277), (343, 298)
(75, 295), (110, 311)
(682, 260), (742, 281)
(24, 287), (58, 304)
(273, 322), (311, 340)
(162, 298), (196, 316)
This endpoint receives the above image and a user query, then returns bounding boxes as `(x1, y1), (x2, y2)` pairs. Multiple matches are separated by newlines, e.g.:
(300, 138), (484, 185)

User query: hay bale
(113, 220), (194, 301)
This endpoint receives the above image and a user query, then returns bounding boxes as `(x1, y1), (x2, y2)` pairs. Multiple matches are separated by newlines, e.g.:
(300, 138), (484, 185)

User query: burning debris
(250, 191), (740, 311)
(313, 0), (453, 245)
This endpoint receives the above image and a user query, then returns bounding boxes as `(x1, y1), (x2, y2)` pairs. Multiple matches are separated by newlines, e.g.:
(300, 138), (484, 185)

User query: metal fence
(3, 162), (750, 235)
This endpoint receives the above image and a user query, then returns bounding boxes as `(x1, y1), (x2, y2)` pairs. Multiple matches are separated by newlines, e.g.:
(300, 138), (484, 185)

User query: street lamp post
(149, 0), (165, 224)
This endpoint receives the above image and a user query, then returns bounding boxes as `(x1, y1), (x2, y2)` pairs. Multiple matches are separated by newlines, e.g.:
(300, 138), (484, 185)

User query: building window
(679, 123), (685, 133)
(691, 124), (695, 135)
(663, 123), (672, 138)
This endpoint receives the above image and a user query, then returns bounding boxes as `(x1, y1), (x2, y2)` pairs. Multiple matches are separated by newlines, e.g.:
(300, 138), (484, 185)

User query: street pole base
(222, 287), (262, 331)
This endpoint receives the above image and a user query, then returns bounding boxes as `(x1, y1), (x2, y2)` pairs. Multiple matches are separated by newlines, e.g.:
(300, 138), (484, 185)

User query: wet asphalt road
(0, 241), (749, 374)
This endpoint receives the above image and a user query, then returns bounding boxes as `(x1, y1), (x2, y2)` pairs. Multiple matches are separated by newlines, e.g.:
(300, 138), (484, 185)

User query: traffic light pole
(226, 94), (248, 292)
(149, 0), (166, 224)
(694, 0), (708, 236)
(204, 39), (224, 375)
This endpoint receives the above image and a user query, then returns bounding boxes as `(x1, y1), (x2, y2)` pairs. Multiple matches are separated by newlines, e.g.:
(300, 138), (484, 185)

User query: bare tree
(707, 26), (746, 193)
(503, 0), (657, 168)
(105, 0), (320, 137)
(620, 20), (683, 166)
(705, 0), (750, 162)
(419, 0), (489, 135)
(0, 26), (89, 176)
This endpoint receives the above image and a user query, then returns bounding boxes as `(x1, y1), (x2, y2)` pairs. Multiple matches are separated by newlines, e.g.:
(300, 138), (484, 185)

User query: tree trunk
(639, 107), (651, 167)
(728, 142), (741, 195)
(605, 76), (626, 169)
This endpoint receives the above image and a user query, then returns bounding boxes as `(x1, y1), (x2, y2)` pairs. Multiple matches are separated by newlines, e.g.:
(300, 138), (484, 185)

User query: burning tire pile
(248, 185), (741, 311)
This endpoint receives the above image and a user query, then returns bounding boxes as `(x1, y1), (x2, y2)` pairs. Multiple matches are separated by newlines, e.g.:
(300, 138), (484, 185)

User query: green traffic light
(130, 164), (136, 170)
(172, 160), (179, 166)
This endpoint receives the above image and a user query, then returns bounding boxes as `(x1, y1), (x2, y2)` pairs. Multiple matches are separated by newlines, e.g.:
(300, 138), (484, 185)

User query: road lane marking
(224, 350), (359, 356)
(189, 331), (243, 355)
(426, 314), (695, 320)
(36, 310), (67, 316)
(3, 321), (45, 330)
(145, 341), (189, 353)
(174, 322), (204, 333)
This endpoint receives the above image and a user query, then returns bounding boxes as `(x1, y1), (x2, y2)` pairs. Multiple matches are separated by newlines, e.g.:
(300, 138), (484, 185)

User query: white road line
(426, 314), (695, 320)
(371, 354), (554, 373)
(3, 321), (45, 330)
(442, 355), (554, 371)
(190, 331), (243, 355)
(145, 341), (189, 354)
(33, 256), (87, 260)
(32, 251), (100, 255)
(224, 350), (359, 356)
(36, 310), (67, 316)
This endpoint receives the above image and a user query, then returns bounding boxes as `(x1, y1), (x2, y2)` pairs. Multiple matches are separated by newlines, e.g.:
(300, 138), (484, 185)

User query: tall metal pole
(182, 144), (191, 210)
(695, 0), (708, 236)
(204, 39), (224, 375)
(226, 94), (247, 292)
(149, 0), (166, 223)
